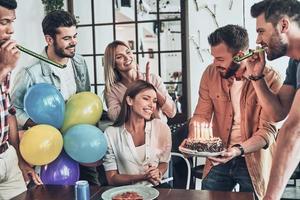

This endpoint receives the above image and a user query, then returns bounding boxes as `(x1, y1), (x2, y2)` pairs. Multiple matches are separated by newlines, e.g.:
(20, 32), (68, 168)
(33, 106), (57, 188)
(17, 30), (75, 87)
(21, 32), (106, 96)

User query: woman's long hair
(113, 80), (157, 127)
(103, 40), (131, 94)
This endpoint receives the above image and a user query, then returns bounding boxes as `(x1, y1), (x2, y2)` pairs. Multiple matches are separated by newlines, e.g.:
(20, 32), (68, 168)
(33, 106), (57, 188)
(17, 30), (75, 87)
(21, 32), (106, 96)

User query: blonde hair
(103, 40), (131, 94)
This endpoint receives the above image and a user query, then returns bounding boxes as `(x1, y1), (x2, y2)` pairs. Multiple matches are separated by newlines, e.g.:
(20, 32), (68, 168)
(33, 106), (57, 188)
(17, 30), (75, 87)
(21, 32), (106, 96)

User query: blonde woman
(103, 40), (176, 122)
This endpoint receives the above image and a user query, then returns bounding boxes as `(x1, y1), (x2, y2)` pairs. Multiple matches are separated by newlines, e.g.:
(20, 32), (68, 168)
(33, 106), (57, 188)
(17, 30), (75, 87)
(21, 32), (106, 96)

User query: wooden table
(12, 185), (255, 200)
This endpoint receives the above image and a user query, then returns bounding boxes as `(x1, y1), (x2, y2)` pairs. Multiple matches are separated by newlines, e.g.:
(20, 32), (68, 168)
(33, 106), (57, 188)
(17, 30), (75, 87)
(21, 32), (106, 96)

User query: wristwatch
(232, 144), (245, 156)
(248, 74), (265, 81)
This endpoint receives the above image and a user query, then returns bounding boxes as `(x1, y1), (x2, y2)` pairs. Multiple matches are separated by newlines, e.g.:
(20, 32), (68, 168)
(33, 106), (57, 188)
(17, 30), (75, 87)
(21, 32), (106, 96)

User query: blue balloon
(24, 83), (65, 129)
(41, 151), (79, 185)
(63, 124), (108, 163)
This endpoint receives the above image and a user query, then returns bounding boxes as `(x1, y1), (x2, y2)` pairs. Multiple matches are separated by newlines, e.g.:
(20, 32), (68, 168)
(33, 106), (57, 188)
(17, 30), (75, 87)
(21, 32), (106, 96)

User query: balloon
(20, 125), (63, 165)
(24, 83), (65, 129)
(41, 151), (79, 185)
(64, 124), (107, 163)
(61, 92), (103, 133)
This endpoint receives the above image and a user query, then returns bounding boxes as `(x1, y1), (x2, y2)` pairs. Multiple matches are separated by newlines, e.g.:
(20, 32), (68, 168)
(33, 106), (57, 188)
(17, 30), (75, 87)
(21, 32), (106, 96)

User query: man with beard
(10, 10), (100, 186)
(0, 0), (42, 199)
(248, 1), (300, 199)
(186, 24), (281, 199)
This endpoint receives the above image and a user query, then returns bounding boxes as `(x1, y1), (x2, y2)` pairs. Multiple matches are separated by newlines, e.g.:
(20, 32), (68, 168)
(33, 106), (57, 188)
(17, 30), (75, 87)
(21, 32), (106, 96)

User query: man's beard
(266, 30), (287, 60)
(220, 62), (240, 79)
(53, 40), (76, 58)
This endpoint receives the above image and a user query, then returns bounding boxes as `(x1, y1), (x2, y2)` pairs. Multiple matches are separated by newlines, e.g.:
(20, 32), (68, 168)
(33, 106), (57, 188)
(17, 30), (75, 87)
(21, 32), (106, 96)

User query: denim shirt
(11, 49), (90, 128)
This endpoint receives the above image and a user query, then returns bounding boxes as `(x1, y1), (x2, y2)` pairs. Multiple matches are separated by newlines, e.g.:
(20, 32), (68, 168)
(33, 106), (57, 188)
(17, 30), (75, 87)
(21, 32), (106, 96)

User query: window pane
(97, 85), (107, 111)
(77, 27), (93, 54)
(74, 0), (92, 24)
(137, 0), (157, 21)
(138, 22), (158, 52)
(115, 0), (135, 22)
(159, 0), (181, 20)
(138, 53), (159, 76)
(96, 56), (105, 84)
(160, 20), (181, 51)
(116, 24), (136, 51)
(160, 52), (182, 82)
(94, 0), (113, 23)
(95, 25), (114, 54)
(83, 56), (95, 84)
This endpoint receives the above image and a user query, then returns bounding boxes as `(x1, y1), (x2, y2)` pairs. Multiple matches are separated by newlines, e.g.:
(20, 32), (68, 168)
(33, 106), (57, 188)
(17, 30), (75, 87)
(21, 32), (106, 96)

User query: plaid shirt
(0, 74), (12, 145)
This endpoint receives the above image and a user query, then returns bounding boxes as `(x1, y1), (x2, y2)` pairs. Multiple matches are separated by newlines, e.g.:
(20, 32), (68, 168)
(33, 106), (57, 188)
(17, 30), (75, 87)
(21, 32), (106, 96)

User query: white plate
(179, 146), (224, 157)
(101, 185), (159, 200)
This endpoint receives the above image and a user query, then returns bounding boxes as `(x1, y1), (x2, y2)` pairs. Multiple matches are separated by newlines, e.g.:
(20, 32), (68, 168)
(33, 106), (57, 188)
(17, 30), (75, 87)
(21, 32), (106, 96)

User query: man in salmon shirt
(187, 24), (281, 199)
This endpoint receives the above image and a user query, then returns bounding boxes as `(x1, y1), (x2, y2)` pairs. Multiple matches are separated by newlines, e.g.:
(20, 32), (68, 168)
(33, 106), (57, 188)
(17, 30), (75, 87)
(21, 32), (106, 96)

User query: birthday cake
(179, 122), (224, 156)
(183, 137), (224, 153)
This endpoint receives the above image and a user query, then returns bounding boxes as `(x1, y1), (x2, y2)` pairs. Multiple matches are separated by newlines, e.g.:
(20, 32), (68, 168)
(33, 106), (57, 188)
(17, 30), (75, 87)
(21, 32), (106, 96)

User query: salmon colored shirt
(192, 64), (282, 199)
(105, 73), (176, 122)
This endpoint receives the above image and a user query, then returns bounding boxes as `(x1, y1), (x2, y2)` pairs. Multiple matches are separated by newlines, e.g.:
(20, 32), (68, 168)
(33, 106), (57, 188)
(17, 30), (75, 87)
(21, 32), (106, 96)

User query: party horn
(16, 45), (67, 68)
(233, 47), (266, 63)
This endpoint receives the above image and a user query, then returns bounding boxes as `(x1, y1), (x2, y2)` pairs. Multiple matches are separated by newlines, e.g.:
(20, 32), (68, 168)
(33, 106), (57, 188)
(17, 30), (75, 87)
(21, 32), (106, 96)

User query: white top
(135, 144), (146, 162)
(229, 78), (244, 146)
(103, 119), (171, 185)
(51, 59), (76, 100)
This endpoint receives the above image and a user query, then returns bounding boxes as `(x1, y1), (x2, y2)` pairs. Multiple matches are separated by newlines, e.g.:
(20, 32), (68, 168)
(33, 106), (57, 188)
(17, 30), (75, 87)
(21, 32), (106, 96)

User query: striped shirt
(0, 74), (12, 145)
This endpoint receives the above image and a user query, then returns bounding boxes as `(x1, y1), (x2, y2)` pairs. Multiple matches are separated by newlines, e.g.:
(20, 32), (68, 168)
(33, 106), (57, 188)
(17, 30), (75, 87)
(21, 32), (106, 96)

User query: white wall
(12, 0), (44, 82)
(12, 0), (68, 84)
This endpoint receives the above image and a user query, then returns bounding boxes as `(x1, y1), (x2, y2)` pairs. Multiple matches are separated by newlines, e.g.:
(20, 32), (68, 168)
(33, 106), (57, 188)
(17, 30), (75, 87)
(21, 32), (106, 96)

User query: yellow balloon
(20, 125), (63, 165)
(61, 92), (103, 133)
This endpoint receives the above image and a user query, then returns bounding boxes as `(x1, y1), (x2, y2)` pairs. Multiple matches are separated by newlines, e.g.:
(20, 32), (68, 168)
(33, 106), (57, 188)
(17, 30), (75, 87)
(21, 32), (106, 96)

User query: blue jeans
(202, 157), (255, 195)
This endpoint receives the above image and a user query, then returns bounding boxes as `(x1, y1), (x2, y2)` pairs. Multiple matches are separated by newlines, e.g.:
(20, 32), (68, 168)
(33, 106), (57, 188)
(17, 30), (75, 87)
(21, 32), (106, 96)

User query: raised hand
(246, 49), (266, 76)
(136, 61), (150, 82)
(136, 63), (142, 80)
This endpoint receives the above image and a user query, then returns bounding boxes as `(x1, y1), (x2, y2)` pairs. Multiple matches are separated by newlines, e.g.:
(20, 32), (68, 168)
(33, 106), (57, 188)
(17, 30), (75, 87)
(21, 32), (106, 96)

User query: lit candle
(197, 122), (200, 139)
(199, 122), (203, 139)
(209, 123), (213, 138)
(205, 123), (209, 140)
(193, 122), (197, 139)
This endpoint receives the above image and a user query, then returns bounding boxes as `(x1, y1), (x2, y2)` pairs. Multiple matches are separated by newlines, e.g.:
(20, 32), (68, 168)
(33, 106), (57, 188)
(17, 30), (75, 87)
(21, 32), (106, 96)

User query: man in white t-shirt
(10, 10), (100, 185)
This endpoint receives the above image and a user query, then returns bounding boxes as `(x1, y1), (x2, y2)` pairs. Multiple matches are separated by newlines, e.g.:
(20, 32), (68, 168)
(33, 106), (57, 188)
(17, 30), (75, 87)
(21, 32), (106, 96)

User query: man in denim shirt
(10, 10), (100, 186)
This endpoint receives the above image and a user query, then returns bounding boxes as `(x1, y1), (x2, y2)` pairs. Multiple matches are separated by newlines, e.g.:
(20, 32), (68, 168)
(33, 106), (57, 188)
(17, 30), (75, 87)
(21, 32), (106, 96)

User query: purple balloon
(41, 151), (79, 185)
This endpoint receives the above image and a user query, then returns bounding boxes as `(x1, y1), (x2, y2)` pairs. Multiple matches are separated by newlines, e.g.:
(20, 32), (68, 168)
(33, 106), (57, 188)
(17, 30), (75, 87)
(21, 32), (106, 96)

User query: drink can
(75, 180), (90, 200)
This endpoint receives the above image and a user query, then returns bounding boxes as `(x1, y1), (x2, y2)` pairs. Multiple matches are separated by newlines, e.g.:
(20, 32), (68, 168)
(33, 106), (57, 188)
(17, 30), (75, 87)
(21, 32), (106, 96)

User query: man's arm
(10, 69), (35, 129)
(209, 135), (269, 164)
(246, 52), (295, 122)
(264, 91), (300, 200)
(251, 80), (295, 122)
(8, 115), (43, 185)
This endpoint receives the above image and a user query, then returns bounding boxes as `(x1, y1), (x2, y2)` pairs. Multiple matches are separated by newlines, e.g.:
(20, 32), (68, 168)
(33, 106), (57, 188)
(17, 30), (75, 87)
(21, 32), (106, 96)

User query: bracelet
(248, 74), (265, 81)
(232, 144), (245, 156)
